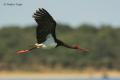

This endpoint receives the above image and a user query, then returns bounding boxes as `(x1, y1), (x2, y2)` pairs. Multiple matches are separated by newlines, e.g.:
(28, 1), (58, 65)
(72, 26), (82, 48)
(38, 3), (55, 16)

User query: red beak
(16, 50), (29, 55)
(74, 45), (88, 52)
(79, 48), (88, 52)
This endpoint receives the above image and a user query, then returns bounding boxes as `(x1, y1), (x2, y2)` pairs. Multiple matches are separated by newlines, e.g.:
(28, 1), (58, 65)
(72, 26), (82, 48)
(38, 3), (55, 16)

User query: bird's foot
(16, 50), (29, 55)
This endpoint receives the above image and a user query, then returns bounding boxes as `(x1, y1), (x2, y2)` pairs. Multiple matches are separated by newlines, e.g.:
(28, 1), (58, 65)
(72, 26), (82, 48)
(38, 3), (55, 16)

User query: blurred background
(0, 0), (120, 79)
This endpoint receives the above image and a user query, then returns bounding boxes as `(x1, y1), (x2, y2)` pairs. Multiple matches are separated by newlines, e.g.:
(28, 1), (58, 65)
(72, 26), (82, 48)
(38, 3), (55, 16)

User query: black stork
(16, 8), (88, 54)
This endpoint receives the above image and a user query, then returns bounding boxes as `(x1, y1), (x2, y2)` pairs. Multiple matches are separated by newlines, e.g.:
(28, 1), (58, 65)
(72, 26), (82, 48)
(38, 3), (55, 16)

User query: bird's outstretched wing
(33, 8), (57, 44)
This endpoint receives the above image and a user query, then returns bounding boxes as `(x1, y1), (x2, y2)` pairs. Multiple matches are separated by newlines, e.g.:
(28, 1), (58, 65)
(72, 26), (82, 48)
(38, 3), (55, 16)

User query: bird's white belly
(36, 34), (57, 49)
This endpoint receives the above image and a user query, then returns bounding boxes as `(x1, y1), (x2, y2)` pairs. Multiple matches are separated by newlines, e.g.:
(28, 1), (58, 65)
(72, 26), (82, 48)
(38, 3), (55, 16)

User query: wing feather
(33, 8), (57, 43)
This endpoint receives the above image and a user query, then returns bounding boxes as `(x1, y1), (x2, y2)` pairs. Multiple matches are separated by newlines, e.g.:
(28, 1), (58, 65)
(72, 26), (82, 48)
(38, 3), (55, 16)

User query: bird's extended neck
(57, 40), (88, 52)
(56, 40), (75, 49)
(62, 43), (78, 49)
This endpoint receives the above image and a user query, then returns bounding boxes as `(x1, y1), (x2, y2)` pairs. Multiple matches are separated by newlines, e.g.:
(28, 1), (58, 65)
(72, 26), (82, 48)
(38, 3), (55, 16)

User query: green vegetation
(0, 24), (120, 71)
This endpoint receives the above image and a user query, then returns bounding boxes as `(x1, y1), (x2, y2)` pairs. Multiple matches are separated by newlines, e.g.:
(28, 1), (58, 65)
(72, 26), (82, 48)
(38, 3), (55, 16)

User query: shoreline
(0, 70), (120, 77)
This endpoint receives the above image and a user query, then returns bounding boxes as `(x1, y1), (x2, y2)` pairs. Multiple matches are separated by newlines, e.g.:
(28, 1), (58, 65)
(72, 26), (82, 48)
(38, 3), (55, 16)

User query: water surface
(0, 76), (120, 80)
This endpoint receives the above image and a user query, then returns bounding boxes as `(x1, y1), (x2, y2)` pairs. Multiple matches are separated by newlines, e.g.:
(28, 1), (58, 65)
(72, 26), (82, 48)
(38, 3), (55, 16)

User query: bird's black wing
(33, 8), (57, 43)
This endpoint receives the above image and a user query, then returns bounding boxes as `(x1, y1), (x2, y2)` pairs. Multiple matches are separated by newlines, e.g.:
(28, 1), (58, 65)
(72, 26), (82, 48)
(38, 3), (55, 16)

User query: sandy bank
(0, 70), (120, 77)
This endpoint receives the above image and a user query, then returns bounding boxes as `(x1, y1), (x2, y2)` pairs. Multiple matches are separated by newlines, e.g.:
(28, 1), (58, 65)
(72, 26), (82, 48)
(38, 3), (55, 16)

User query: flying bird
(16, 8), (88, 54)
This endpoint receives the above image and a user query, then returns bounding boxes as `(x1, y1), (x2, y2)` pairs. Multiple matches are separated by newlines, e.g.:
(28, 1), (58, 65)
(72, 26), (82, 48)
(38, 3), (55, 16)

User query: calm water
(0, 77), (120, 80)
